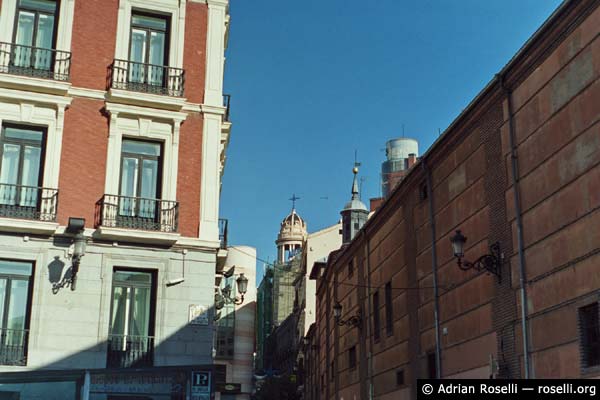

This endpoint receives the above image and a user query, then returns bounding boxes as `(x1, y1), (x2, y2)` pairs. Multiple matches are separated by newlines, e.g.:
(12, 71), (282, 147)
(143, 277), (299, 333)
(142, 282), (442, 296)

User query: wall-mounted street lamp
(450, 230), (501, 281)
(52, 217), (87, 292)
(215, 272), (249, 310)
(333, 302), (361, 328)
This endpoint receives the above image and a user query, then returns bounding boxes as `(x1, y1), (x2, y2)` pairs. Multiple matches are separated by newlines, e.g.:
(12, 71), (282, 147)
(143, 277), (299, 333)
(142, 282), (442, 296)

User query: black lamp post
(215, 272), (249, 310)
(333, 301), (361, 328)
(450, 230), (501, 281)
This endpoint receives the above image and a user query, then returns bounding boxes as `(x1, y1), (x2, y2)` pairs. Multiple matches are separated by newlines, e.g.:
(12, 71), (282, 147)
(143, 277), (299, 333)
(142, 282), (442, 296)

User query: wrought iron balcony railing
(0, 328), (28, 366)
(107, 334), (154, 368)
(96, 194), (179, 233)
(223, 94), (231, 122)
(0, 42), (71, 81)
(219, 218), (228, 249)
(110, 59), (184, 97)
(0, 184), (58, 222)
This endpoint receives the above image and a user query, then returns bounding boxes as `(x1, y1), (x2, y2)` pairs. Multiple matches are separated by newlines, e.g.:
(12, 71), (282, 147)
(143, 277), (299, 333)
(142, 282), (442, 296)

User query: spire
(341, 155), (369, 245)
(351, 166), (360, 200)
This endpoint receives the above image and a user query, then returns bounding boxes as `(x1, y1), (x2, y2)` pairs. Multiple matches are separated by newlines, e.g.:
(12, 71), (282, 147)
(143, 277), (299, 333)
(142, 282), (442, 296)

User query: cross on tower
(289, 194), (300, 210)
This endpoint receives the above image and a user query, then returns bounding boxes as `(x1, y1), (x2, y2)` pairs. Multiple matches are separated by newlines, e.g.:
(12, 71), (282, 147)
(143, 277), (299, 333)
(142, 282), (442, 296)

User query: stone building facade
(0, 0), (233, 398)
(309, 1), (600, 399)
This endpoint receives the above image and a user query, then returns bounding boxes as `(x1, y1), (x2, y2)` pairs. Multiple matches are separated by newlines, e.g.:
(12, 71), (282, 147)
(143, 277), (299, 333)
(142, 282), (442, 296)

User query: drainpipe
(423, 160), (442, 379)
(499, 74), (531, 379)
(363, 230), (375, 400)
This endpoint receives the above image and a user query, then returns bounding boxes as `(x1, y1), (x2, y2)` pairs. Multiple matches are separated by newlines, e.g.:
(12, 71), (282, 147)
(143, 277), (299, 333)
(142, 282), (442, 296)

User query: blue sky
(220, 0), (563, 281)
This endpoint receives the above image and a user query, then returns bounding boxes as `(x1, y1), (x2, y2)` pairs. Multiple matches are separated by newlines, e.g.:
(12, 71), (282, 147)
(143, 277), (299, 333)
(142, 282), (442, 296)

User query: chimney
(407, 153), (416, 168)
(370, 197), (384, 212)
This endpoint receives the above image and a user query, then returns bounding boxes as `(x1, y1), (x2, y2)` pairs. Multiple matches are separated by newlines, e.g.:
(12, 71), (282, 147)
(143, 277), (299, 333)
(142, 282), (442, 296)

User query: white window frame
(103, 102), (186, 204)
(0, 0), (76, 53)
(114, 0), (186, 70)
(0, 93), (70, 191)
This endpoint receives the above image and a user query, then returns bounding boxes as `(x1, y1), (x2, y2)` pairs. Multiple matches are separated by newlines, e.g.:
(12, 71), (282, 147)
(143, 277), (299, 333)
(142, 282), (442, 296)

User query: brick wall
(177, 114), (204, 237)
(505, 3), (600, 378)
(57, 98), (109, 226)
(310, 0), (600, 395)
(70, 0), (119, 90)
(184, 2), (208, 104)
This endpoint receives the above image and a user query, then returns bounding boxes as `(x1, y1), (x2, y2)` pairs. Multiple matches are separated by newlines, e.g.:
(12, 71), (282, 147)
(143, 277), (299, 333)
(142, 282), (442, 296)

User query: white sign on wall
(189, 304), (209, 325)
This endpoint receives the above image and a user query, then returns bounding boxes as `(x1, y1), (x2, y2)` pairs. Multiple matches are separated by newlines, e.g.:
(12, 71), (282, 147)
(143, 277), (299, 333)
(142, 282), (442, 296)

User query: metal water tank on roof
(381, 138), (419, 197)
(386, 138), (419, 160)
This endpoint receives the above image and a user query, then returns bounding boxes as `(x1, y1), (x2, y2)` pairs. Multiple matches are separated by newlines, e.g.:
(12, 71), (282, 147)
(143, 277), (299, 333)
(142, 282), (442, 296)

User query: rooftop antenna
(354, 150), (361, 170)
(402, 124), (405, 138)
(289, 193), (300, 210)
(360, 176), (367, 200)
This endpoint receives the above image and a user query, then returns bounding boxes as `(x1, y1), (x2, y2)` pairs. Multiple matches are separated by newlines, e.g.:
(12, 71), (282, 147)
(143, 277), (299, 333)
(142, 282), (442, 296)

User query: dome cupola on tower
(276, 207), (307, 263)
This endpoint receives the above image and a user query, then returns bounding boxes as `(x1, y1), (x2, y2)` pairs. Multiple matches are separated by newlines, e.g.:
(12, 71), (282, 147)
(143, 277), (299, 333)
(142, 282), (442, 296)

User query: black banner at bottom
(418, 380), (598, 399)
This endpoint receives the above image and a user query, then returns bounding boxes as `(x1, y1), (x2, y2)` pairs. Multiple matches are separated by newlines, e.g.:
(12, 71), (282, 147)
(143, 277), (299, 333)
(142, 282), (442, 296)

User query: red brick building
(307, 1), (600, 399)
(0, 0), (234, 398)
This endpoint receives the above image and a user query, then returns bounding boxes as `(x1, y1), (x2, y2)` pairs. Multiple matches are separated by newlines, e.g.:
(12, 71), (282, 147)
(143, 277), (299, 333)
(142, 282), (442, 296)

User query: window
(330, 361), (334, 381)
(427, 352), (437, 378)
(419, 182), (428, 201)
(129, 12), (170, 87)
(373, 291), (380, 342)
(385, 281), (393, 336)
(396, 369), (405, 386)
(0, 259), (34, 366)
(579, 303), (600, 369)
(119, 139), (162, 218)
(107, 269), (155, 368)
(348, 346), (357, 370)
(348, 260), (353, 278)
(0, 124), (45, 214)
(12, 0), (58, 71)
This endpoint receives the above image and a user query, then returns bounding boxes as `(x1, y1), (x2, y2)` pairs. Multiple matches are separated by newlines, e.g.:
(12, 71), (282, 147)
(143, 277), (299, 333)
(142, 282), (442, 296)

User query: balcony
(0, 42), (71, 81)
(110, 59), (184, 97)
(219, 218), (228, 249)
(106, 334), (154, 368)
(0, 184), (59, 235)
(223, 94), (231, 122)
(0, 328), (28, 366)
(95, 194), (180, 245)
(0, 184), (58, 221)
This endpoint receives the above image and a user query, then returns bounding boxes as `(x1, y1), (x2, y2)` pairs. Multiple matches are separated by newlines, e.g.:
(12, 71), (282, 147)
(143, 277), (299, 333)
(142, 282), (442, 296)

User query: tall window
(427, 352), (437, 378)
(0, 260), (33, 366)
(385, 281), (393, 336)
(108, 269), (155, 368)
(330, 361), (334, 381)
(13, 0), (58, 71)
(373, 290), (380, 342)
(129, 12), (169, 86)
(348, 345), (357, 370)
(0, 124), (44, 210)
(119, 139), (162, 219)
(579, 302), (600, 369)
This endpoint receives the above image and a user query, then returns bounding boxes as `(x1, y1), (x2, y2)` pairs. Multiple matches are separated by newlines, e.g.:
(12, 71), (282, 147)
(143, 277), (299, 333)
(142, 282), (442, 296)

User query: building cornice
(0, 87), (72, 108)
(105, 101), (188, 122)
(68, 87), (107, 100)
